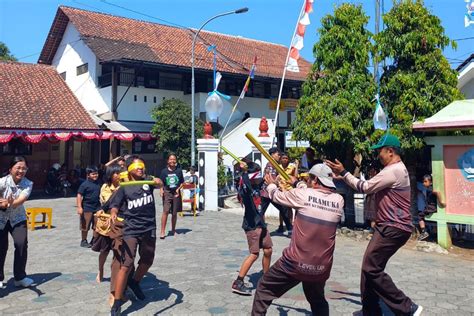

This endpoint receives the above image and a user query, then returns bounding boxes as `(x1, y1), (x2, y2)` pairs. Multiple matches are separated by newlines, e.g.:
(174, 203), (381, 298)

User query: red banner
(0, 131), (155, 144)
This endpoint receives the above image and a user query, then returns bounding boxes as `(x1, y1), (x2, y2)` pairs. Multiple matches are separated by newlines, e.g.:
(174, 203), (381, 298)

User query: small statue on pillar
(203, 122), (214, 139)
(259, 117), (270, 137)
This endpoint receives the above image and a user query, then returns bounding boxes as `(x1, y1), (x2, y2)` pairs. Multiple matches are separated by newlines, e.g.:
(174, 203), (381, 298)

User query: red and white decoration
(287, 0), (313, 73)
(0, 130), (155, 144)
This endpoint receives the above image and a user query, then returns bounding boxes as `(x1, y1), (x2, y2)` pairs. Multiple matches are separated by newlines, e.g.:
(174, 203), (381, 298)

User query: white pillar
(251, 136), (272, 170)
(197, 138), (219, 211)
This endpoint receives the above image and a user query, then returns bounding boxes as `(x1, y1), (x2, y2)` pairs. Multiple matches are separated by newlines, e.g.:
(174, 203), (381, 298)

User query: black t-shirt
(77, 179), (101, 212)
(109, 184), (156, 236)
(160, 167), (184, 193)
(239, 173), (266, 231)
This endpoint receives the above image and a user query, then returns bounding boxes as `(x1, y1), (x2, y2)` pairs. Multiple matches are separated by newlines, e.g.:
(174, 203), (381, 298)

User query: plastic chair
(26, 207), (53, 230)
(179, 183), (198, 217)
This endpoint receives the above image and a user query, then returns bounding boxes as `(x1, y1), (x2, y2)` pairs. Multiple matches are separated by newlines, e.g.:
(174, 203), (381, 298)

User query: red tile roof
(39, 6), (312, 82)
(0, 62), (98, 130)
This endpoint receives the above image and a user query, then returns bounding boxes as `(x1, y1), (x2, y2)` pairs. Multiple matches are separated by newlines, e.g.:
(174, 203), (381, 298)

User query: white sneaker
(14, 277), (33, 287)
(0, 281), (5, 289)
(412, 304), (423, 316)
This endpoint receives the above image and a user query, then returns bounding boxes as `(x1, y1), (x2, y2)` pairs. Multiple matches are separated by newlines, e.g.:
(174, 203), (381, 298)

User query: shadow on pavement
(174, 228), (192, 235)
(121, 272), (183, 315)
(248, 270), (263, 289)
(0, 272), (61, 298)
(272, 303), (311, 315)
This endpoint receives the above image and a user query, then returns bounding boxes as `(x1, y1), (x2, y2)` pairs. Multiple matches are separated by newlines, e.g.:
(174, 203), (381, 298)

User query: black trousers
(252, 259), (329, 316)
(361, 224), (413, 315)
(0, 221), (28, 282)
(261, 197), (293, 231)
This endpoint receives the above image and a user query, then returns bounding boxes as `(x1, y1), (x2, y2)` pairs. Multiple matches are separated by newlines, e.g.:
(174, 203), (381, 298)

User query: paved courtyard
(0, 195), (473, 315)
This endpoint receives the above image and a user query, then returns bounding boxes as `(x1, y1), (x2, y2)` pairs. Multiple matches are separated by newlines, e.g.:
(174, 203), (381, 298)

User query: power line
(453, 36), (474, 41)
(17, 39), (81, 61)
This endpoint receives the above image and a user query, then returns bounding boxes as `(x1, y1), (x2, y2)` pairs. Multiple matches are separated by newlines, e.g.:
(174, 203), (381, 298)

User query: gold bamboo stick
(221, 146), (243, 164)
(244, 133), (290, 181)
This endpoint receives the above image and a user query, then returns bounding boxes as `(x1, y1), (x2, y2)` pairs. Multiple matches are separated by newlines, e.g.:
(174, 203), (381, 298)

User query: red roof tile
(0, 62), (98, 130)
(39, 6), (312, 82)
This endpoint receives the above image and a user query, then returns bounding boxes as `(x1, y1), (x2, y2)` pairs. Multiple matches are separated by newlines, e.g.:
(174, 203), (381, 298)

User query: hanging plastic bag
(373, 95), (387, 131)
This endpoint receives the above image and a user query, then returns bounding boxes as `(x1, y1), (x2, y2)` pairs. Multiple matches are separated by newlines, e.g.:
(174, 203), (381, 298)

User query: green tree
(292, 4), (376, 163)
(375, 0), (463, 151)
(0, 42), (17, 61)
(151, 98), (203, 168)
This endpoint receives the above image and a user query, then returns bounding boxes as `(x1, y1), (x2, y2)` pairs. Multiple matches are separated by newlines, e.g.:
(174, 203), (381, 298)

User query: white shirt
(0, 175), (33, 230)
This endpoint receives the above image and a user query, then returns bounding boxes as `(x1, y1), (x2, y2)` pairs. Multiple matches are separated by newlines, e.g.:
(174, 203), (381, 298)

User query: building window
(270, 84), (279, 98)
(0, 139), (32, 156)
(253, 82), (265, 98)
(159, 72), (182, 91)
(132, 139), (156, 154)
(144, 96), (147, 102)
(153, 96), (157, 103)
(76, 63), (88, 76)
(59, 71), (66, 80)
(134, 95), (137, 102)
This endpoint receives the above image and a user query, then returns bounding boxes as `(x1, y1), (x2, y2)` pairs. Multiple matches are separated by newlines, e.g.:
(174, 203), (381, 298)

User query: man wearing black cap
(260, 147), (293, 235)
(325, 134), (423, 316)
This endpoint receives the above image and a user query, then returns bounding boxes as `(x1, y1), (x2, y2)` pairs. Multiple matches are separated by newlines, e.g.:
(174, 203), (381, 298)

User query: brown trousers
(361, 224), (413, 315)
(252, 259), (329, 316)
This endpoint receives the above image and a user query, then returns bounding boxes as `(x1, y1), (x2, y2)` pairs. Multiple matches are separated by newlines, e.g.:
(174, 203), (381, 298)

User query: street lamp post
(191, 7), (249, 167)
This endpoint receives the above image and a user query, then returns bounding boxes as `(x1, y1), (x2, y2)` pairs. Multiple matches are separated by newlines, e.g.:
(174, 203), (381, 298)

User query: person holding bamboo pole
(260, 147), (293, 236)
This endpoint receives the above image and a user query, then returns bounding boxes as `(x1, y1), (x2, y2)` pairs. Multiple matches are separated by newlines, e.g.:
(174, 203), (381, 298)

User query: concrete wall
(460, 78), (474, 99)
(52, 23), (110, 116)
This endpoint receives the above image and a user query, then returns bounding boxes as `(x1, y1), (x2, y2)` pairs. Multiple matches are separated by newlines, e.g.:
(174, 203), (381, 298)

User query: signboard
(443, 145), (474, 216)
(269, 98), (299, 111)
(285, 131), (309, 148)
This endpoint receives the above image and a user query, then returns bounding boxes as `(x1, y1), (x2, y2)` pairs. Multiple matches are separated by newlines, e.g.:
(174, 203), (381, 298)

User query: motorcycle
(44, 164), (71, 197)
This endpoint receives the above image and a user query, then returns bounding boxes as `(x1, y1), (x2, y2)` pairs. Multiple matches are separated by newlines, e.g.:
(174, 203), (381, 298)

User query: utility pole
(374, 0), (380, 80)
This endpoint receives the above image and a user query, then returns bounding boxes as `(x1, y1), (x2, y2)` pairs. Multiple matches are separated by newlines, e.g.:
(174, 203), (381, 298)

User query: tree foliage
(292, 4), (376, 161)
(151, 98), (203, 168)
(375, 0), (463, 151)
(0, 42), (17, 61)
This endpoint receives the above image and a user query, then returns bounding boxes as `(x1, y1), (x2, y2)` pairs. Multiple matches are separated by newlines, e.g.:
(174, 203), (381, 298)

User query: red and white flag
(287, 0), (313, 72)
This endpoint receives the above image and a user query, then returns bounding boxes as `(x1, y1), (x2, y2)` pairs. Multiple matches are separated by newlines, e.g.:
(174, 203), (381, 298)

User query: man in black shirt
(232, 161), (272, 296)
(76, 166), (101, 248)
(109, 155), (163, 315)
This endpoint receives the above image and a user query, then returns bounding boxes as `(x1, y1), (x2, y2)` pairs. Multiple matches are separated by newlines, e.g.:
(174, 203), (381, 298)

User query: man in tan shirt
(326, 134), (423, 316)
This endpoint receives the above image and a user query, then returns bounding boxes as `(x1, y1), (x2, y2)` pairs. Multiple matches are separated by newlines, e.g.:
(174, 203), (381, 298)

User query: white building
(457, 53), (474, 99)
(38, 6), (312, 171)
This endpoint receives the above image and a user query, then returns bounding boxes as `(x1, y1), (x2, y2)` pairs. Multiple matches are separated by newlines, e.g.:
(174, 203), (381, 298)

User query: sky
(0, 0), (472, 70)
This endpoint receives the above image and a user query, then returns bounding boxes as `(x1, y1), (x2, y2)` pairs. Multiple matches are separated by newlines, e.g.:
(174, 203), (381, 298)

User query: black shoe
(80, 239), (90, 248)
(110, 299), (124, 316)
(231, 279), (252, 296)
(411, 303), (423, 316)
(128, 279), (145, 300)
(276, 225), (285, 233)
(89, 238), (94, 247)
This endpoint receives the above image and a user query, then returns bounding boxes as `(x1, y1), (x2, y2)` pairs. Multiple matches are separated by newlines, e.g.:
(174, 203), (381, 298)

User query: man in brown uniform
(252, 164), (344, 316)
(326, 134), (423, 316)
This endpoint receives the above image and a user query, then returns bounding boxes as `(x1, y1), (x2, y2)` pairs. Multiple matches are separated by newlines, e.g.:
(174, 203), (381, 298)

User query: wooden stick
(245, 133), (290, 181)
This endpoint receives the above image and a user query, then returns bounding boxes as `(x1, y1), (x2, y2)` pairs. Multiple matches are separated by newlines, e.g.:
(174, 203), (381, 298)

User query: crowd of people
(0, 133), (446, 315)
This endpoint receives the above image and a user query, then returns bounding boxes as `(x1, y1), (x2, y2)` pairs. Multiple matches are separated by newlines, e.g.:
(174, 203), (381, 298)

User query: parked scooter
(44, 163), (71, 197)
